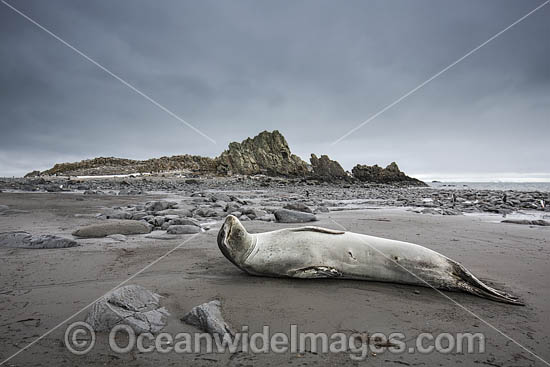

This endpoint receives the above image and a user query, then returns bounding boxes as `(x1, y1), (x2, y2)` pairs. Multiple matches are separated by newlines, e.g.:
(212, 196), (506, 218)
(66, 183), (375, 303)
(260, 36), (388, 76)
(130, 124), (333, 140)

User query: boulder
(274, 209), (317, 223)
(182, 300), (234, 337)
(72, 220), (151, 238)
(167, 225), (201, 234)
(85, 285), (168, 334)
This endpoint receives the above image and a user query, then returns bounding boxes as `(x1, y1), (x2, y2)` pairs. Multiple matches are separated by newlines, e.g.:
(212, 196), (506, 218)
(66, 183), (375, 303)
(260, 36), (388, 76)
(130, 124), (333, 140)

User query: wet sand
(0, 192), (549, 366)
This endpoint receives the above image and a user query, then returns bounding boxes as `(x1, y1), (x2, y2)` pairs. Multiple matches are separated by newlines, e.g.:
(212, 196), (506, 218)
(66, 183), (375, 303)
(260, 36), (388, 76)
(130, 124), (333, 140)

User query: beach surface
(0, 191), (549, 366)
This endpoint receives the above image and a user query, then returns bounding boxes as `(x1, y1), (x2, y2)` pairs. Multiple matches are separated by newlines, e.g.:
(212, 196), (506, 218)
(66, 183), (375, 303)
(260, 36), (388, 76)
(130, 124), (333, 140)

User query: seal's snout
(218, 215), (245, 248)
(217, 215), (253, 268)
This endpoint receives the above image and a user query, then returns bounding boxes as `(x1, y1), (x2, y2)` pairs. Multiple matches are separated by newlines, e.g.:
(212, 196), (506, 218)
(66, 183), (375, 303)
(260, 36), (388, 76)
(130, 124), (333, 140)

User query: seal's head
(217, 215), (254, 270)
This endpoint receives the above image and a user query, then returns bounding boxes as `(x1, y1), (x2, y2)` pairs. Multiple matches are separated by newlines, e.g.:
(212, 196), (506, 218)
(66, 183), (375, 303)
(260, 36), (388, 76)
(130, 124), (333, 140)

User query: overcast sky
(1, 0), (548, 180)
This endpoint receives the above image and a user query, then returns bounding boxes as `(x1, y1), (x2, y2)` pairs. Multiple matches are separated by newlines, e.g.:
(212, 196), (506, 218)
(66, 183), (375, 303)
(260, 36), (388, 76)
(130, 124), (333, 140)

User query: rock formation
(216, 130), (310, 176)
(352, 162), (427, 186)
(309, 154), (348, 181)
(31, 130), (426, 186)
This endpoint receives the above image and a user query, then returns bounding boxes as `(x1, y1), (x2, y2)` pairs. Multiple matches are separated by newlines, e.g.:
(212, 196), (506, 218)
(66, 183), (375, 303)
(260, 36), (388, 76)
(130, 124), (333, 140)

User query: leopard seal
(217, 215), (522, 305)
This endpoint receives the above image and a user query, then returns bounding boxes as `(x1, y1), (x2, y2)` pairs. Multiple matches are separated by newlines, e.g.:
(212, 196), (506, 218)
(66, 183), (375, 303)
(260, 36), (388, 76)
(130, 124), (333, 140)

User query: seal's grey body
(218, 215), (522, 305)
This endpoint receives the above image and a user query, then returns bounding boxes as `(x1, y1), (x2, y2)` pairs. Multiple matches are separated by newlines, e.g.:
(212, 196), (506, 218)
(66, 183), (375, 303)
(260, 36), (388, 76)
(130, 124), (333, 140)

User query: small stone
(182, 300), (234, 337)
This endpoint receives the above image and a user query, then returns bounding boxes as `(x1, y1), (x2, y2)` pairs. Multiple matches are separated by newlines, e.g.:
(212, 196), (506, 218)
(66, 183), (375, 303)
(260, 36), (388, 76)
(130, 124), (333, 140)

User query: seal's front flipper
(290, 266), (342, 278)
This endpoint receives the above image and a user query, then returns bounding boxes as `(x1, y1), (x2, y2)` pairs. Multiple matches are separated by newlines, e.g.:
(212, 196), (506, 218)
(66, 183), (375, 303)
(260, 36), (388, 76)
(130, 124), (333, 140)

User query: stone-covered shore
(1, 175), (548, 217)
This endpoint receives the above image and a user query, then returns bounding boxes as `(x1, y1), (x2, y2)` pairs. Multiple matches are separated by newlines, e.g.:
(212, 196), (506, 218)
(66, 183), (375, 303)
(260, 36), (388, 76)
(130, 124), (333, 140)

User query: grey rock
(182, 300), (234, 337)
(502, 219), (550, 226)
(241, 208), (267, 220)
(145, 201), (177, 213)
(148, 216), (166, 227)
(283, 203), (313, 213)
(194, 207), (222, 218)
(225, 202), (241, 213)
(167, 225), (201, 234)
(155, 208), (193, 217)
(0, 232), (78, 249)
(29, 235), (79, 249)
(130, 211), (148, 221)
(0, 205), (9, 211)
(0, 231), (32, 247)
(208, 193), (231, 202)
(85, 285), (168, 334)
(168, 218), (200, 226)
(105, 210), (133, 220)
(274, 209), (317, 223)
(72, 220), (152, 238)
(239, 215), (251, 221)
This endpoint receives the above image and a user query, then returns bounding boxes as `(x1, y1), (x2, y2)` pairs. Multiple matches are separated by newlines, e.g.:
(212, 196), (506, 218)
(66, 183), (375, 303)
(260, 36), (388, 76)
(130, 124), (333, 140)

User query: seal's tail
(450, 260), (524, 305)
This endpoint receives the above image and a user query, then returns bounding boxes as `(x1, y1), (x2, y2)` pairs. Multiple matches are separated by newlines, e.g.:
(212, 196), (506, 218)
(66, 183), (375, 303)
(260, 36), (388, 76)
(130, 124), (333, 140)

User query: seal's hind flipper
(449, 260), (524, 305)
(290, 227), (345, 235)
(290, 266), (343, 278)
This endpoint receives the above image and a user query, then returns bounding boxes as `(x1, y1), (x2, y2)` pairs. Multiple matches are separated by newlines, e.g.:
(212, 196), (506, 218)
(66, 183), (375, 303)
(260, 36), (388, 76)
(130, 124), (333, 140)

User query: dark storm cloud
(0, 0), (548, 178)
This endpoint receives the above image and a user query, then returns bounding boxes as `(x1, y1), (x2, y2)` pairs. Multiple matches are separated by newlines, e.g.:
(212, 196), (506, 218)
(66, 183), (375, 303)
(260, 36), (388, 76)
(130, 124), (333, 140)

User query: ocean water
(428, 182), (550, 192)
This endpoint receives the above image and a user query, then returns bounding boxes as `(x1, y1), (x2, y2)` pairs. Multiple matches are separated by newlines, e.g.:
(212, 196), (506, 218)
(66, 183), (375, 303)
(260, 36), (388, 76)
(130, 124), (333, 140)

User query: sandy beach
(1, 190), (548, 366)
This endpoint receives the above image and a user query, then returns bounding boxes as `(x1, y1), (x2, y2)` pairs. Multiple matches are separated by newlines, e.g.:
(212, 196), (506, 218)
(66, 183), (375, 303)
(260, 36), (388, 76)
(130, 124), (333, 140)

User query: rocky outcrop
(309, 154), (348, 181)
(41, 155), (217, 176)
(216, 130), (310, 176)
(352, 162), (427, 186)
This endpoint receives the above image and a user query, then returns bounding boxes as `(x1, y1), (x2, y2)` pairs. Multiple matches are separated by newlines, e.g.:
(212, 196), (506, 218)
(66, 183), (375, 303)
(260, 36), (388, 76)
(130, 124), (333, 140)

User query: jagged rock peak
(216, 130), (310, 177)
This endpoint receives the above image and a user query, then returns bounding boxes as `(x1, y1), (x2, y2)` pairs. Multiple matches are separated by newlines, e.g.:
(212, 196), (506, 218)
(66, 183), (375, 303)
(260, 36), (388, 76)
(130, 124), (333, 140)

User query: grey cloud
(0, 0), (548, 178)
